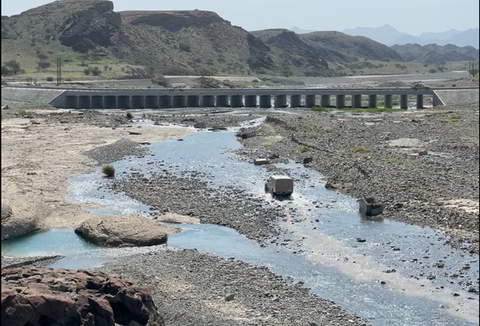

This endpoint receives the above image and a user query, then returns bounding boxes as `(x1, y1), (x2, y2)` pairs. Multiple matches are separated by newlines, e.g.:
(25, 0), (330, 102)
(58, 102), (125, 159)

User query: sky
(1, 0), (479, 35)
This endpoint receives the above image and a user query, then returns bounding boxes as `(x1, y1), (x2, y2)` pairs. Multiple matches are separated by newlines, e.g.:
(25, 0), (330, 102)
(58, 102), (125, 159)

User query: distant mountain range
(342, 25), (479, 49)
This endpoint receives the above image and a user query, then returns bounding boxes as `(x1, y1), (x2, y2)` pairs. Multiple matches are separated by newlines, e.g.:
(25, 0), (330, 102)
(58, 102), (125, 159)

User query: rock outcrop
(1, 204), (38, 240)
(1, 267), (164, 326)
(75, 215), (178, 247)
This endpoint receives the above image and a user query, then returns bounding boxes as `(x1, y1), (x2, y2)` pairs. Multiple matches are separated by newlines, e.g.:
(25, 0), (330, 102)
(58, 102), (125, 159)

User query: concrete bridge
(3, 86), (478, 110)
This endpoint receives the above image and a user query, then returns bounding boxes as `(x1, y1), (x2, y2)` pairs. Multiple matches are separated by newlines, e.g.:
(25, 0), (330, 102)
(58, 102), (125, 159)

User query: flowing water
(2, 124), (478, 326)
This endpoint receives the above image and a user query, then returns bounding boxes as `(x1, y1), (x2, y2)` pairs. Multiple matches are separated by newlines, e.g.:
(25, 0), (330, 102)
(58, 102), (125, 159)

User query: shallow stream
(2, 123), (478, 326)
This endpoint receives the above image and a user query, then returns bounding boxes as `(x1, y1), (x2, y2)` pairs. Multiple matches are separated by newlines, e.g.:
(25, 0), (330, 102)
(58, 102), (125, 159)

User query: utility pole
(56, 57), (62, 86)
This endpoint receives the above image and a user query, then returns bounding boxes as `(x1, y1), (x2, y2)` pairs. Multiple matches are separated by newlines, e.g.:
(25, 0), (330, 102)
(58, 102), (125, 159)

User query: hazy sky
(2, 0), (479, 35)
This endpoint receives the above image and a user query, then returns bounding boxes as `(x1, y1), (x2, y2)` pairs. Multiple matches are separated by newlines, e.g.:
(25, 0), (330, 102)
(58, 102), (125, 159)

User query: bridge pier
(118, 96), (130, 109)
(305, 95), (316, 108)
(78, 96), (91, 109)
(104, 96), (117, 109)
(187, 95), (200, 108)
(159, 96), (172, 109)
(92, 96), (104, 109)
(384, 95), (393, 108)
(336, 95), (346, 109)
(321, 95), (331, 107)
(245, 95), (257, 108)
(417, 95), (424, 109)
(173, 95), (187, 108)
(368, 95), (377, 108)
(146, 96), (158, 108)
(352, 95), (362, 108)
(216, 95), (229, 107)
(132, 96), (145, 109)
(65, 96), (77, 109)
(275, 95), (288, 108)
(202, 95), (215, 107)
(260, 95), (272, 108)
(231, 95), (243, 108)
(290, 95), (302, 108)
(401, 95), (409, 109)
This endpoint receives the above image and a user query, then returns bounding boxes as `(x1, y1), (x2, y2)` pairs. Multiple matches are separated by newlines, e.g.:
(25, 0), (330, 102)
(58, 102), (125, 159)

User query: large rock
(1, 267), (164, 326)
(1, 205), (38, 240)
(75, 215), (178, 247)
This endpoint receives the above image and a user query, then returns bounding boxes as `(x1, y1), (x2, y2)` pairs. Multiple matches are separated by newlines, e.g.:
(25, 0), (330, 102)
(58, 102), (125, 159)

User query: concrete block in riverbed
(359, 198), (384, 217)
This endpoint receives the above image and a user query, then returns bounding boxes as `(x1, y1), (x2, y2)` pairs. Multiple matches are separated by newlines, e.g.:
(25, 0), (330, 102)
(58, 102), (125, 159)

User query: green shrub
(355, 146), (367, 153)
(389, 158), (398, 163)
(126, 112), (134, 120)
(102, 165), (115, 178)
(46, 76), (54, 82)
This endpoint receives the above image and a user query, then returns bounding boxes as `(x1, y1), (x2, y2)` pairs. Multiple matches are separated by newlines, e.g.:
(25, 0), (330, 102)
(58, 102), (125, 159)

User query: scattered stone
(225, 294), (235, 302)
(194, 122), (207, 129)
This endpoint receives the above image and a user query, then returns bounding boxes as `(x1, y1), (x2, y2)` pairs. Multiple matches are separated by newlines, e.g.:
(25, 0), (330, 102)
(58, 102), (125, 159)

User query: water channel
(2, 119), (478, 326)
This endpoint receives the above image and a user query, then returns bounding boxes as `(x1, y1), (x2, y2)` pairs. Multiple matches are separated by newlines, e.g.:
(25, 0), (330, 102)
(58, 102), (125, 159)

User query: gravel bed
(98, 249), (367, 326)
(147, 112), (263, 129)
(1, 255), (63, 269)
(239, 105), (480, 253)
(84, 138), (148, 165)
(24, 110), (132, 128)
(110, 171), (287, 245)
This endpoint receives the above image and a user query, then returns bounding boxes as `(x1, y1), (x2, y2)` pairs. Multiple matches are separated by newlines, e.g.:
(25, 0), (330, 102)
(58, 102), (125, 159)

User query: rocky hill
(391, 44), (480, 64)
(3, 0), (468, 78)
(300, 31), (404, 62)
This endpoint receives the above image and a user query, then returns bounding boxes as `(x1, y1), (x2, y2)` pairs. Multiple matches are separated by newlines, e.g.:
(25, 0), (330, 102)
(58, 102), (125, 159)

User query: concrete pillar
(230, 95), (243, 108)
(368, 95), (377, 109)
(275, 95), (288, 108)
(245, 95), (257, 108)
(290, 95), (302, 108)
(416, 95), (424, 109)
(320, 95), (331, 107)
(65, 96), (77, 109)
(78, 96), (91, 109)
(401, 94), (409, 109)
(260, 95), (272, 108)
(384, 95), (393, 108)
(173, 96), (187, 108)
(132, 96), (145, 109)
(305, 95), (316, 108)
(92, 96), (104, 109)
(187, 95), (200, 108)
(216, 95), (229, 107)
(202, 95), (215, 107)
(336, 95), (346, 109)
(159, 96), (172, 109)
(104, 96), (117, 109)
(352, 95), (362, 108)
(146, 96), (159, 109)
(118, 96), (130, 109)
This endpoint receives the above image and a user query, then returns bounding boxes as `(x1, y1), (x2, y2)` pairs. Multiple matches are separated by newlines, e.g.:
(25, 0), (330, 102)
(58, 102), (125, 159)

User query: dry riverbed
(1, 110), (364, 325)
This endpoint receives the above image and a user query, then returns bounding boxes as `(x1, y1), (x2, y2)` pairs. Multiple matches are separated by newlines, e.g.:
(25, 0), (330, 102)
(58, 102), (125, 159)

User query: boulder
(1, 205), (38, 240)
(1, 267), (164, 326)
(75, 215), (178, 247)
